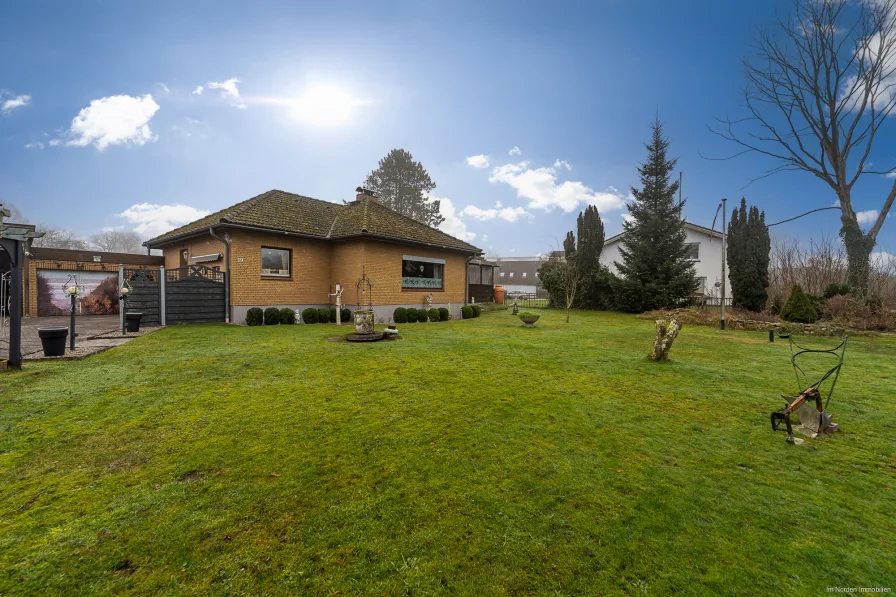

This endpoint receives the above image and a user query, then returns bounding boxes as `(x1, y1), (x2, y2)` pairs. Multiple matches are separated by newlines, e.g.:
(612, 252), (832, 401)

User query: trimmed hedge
(301, 308), (318, 324)
(393, 307), (408, 324)
(418, 308), (429, 323)
(438, 307), (450, 321)
(428, 308), (440, 322)
(341, 307), (352, 323)
(329, 307), (337, 323)
(461, 306), (474, 319)
(246, 307), (263, 326)
(279, 308), (296, 324)
(317, 308), (330, 324)
(471, 304), (482, 318)
(263, 307), (281, 325)
(781, 284), (818, 323)
(407, 308), (419, 323)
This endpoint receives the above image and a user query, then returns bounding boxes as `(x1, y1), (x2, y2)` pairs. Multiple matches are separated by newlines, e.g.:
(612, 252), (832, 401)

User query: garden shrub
(461, 306), (473, 319)
(301, 308), (318, 324)
(340, 307), (352, 323)
(279, 308), (296, 324)
(407, 308), (419, 323)
(806, 293), (825, 319)
(317, 308), (330, 323)
(246, 307), (263, 326)
(780, 285), (818, 323)
(824, 282), (850, 299)
(329, 307), (337, 323)
(438, 307), (450, 321)
(263, 307), (281, 325)
(393, 307), (408, 323)
(471, 304), (482, 318)
(428, 308), (440, 322)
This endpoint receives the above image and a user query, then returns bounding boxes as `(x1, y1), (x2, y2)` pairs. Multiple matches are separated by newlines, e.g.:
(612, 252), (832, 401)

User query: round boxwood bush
(317, 307), (330, 323)
(263, 307), (281, 325)
(824, 282), (850, 299)
(301, 308), (318, 324)
(279, 308), (296, 324)
(246, 307), (264, 326)
(428, 308), (440, 322)
(393, 307), (408, 324)
(461, 305), (474, 319)
(780, 284), (818, 323)
(341, 307), (352, 323)
(438, 307), (450, 321)
(471, 304), (482, 318)
(407, 308), (419, 323)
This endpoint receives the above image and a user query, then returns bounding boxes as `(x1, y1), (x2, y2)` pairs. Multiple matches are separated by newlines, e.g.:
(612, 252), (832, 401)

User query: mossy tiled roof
(145, 189), (480, 254)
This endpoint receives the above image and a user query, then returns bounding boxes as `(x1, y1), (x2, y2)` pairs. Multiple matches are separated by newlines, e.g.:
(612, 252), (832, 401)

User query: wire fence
(503, 293), (550, 308)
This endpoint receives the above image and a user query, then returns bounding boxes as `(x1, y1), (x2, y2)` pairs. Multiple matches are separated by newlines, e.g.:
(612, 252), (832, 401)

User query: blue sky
(1, 0), (894, 258)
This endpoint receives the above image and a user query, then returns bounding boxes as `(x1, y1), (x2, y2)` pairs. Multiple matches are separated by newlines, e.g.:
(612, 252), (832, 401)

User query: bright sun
(291, 85), (359, 127)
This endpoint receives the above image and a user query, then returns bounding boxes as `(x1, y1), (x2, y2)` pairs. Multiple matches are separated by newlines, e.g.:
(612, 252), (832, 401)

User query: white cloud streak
(462, 205), (530, 222)
(119, 203), (211, 238)
(208, 78), (246, 108)
(24, 141), (44, 150)
(429, 195), (475, 242)
(856, 209), (879, 225)
(55, 94), (160, 150)
(466, 154), (490, 168)
(488, 161), (626, 213)
(192, 86), (204, 95)
(1, 93), (31, 113)
(508, 146), (521, 156)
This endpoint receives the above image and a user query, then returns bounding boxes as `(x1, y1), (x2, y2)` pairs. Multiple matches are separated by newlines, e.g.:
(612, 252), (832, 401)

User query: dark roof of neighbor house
(144, 189), (481, 254)
(604, 221), (724, 245)
(494, 258), (542, 283)
(30, 247), (165, 266)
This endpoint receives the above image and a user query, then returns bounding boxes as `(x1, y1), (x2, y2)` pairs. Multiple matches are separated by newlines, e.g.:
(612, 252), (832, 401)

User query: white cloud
(54, 94), (160, 150)
(856, 209), (879, 225)
(462, 204), (530, 222)
(156, 83), (170, 94)
(429, 195), (475, 242)
(192, 86), (204, 95)
(119, 203), (211, 238)
(488, 161), (627, 213)
(508, 146), (521, 156)
(495, 201), (502, 208)
(871, 251), (895, 270)
(24, 141), (44, 150)
(1, 93), (31, 113)
(885, 171), (896, 179)
(466, 154), (490, 168)
(208, 78), (246, 108)
(553, 159), (572, 171)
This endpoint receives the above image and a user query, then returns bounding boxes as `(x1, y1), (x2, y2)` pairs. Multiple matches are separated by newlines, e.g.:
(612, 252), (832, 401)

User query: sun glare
(291, 85), (359, 127)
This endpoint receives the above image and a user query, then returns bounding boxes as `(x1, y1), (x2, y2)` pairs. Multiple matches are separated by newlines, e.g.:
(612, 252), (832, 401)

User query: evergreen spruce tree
(614, 119), (697, 312)
(727, 198), (771, 312)
(575, 204), (606, 308)
(363, 149), (444, 227)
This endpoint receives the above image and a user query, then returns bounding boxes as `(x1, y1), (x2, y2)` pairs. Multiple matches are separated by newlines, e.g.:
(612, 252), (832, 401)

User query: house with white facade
(599, 221), (732, 303)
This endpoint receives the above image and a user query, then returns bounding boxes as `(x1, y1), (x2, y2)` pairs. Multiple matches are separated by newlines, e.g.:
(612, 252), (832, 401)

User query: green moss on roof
(145, 190), (480, 253)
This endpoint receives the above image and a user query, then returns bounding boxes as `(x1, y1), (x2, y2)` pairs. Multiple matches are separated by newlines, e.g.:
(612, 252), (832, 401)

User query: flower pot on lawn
(518, 313), (540, 328)
(37, 327), (69, 357)
(125, 312), (143, 333)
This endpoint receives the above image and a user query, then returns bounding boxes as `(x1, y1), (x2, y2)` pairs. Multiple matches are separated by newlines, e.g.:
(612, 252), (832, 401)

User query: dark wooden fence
(124, 268), (161, 325)
(502, 292), (550, 308)
(469, 283), (494, 303)
(165, 265), (226, 324)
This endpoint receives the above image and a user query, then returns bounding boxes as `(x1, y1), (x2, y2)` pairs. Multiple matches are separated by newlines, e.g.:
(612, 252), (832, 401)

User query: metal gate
(165, 265), (226, 324)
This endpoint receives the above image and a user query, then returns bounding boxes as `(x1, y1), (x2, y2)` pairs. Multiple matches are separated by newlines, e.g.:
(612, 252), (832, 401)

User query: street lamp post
(67, 284), (78, 351)
(120, 282), (131, 335)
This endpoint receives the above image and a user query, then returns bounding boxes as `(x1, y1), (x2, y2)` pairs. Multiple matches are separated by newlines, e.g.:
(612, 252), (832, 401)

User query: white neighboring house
(599, 221), (732, 302)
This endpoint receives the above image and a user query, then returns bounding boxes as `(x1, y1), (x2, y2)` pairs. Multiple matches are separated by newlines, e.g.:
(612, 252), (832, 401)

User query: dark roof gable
(144, 190), (480, 254)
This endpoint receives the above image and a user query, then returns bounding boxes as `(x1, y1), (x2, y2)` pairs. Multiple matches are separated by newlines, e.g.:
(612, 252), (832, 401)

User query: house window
(509, 272), (514, 279)
(402, 255), (444, 289)
(696, 276), (707, 293)
(482, 266), (493, 285)
(261, 247), (291, 277)
(522, 272), (527, 278)
(685, 243), (700, 260)
(500, 272), (505, 278)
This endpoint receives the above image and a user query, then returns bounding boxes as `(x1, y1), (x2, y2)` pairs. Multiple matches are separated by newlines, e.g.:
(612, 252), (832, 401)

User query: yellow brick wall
(162, 235), (225, 270)
(228, 230), (333, 306)
(332, 239), (468, 307)
(25, 259), (160, 317)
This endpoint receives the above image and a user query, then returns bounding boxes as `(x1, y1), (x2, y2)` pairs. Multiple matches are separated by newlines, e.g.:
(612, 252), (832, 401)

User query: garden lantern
(120, 278), (131, 335)
(62, 274), (84, 352)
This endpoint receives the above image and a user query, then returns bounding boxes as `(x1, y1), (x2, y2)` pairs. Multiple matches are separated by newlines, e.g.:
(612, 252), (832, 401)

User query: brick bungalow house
(144, 188), (483, 323)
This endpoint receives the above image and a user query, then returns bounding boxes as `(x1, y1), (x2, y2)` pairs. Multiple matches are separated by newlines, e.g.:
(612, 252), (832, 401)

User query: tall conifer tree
(727, 198), (771, 312)
(614, 119), (697, 312)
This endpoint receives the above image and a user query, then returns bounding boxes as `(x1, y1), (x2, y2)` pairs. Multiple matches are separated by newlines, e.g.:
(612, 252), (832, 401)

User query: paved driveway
(1, 315), (121, 358)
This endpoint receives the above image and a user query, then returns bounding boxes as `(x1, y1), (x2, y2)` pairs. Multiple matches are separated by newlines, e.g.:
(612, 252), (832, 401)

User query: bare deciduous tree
(30, 227), (90, 250)
(562, 254), (585, 323)
(89, 230), (143, 254)
(710, 0), (896, 293)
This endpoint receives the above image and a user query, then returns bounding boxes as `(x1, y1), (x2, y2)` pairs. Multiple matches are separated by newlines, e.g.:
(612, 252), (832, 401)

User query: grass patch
(1, 310), (894, 595)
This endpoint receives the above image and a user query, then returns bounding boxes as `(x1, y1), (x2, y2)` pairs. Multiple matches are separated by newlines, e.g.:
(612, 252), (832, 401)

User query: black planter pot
(125, 312), (143, 333)
(37, 327), (69, 357)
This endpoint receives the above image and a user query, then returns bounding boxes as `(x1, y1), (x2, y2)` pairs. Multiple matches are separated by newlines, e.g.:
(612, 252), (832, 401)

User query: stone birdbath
(518, 312), (540, 327)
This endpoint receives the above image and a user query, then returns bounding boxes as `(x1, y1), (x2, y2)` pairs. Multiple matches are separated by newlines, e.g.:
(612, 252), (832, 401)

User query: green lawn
(1, 310), (894, 596)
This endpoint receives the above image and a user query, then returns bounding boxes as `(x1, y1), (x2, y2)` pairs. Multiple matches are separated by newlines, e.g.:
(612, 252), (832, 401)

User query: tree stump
(650, 319), (681, 362)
